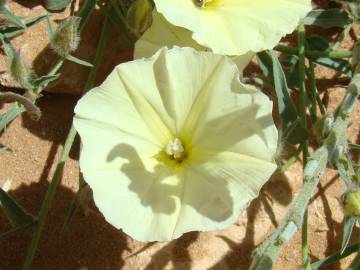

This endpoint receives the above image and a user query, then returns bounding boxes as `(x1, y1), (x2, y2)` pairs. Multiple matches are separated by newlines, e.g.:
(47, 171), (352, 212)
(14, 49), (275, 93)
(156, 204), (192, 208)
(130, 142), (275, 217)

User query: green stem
(279, 143), (303, 173)
(22, 126), (77, 270)
(21, 11), (110, 270)
(249, 71), (360, 270)
(0, 221), (35, 240)
(308, 61), (320, 123)
(298, 22), (307, 129)
(333, 24), (352, 50)
(274, 45), (353, 59)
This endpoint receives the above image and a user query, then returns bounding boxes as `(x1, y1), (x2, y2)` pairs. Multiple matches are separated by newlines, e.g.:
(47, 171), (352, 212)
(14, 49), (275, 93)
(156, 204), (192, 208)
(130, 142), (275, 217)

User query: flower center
(165, 138), (186, 162)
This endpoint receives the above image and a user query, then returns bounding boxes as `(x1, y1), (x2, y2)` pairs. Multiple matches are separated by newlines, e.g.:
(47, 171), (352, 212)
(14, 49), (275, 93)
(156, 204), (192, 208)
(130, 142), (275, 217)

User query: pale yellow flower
(74, 47), (278, 241)
(153, 0), (312, 55)
(134, 10), (254, 71)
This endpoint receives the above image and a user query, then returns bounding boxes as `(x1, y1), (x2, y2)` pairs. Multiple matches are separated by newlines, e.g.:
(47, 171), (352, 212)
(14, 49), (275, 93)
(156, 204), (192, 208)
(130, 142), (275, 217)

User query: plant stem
(249, 72), (360, 270)
(308, 61), (320, 123)
(274, 45), (353, 59)
(0, 221), (35, 240)
(21, 11), (110, 270)
(22, 126), (77, 270)
(298, 22), (307, 130)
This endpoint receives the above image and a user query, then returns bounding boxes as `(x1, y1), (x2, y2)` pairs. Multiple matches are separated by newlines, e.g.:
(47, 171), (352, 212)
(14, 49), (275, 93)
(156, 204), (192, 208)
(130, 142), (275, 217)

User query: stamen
(192, 0), (213, 8)
(165, 138), (185, 160)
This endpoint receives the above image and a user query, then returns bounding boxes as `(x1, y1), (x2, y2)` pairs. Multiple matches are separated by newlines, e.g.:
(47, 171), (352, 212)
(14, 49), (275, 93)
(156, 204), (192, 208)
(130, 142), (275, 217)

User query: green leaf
(0, 5), (26, 29)
(280, 54), (300, 88)
(306, 243), (360, 270)
(304, 9), (351, 28)
(341, 217), (356, 254)
(0, 15), (47, 39)
(0, 147), (8, 153)
(306, 36), (352, 76)
(0, 34), (15, 59)
(65, 54), (93, 67)
(257, 51), (307, 144)
(33, 74), (60, 89)
(44, 0), (71, 11)
(0, 188), (34, 227)
(0, 103), (26, 132)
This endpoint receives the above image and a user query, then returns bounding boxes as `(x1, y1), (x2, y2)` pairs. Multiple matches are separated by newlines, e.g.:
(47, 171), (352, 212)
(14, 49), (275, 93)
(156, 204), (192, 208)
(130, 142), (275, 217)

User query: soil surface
(1, 0), (360, 270)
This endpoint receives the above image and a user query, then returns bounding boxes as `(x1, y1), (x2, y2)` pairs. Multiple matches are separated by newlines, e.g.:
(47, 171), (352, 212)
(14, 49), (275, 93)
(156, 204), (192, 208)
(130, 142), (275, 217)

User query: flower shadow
(108, 143), (177, 214)
(107, 143), (234, 222)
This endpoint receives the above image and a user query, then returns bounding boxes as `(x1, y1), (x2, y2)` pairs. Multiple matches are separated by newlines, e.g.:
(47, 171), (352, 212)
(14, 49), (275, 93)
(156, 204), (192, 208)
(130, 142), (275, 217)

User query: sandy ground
(1, 0), (360, 270)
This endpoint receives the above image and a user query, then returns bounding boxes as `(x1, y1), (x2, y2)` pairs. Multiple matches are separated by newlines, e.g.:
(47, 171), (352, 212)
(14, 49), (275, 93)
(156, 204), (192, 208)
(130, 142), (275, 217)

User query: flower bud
(342, 188), (360, 218)
(10, 50), (35, 89)
(126, 0), (153, 37)
(51, 16), (81, 57)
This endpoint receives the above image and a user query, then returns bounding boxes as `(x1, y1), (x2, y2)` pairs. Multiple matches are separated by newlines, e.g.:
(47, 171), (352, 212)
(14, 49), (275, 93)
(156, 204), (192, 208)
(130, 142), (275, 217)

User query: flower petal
(134, 10), (254, 71)
(154, 0), (312, 55)
(186, 81), (278, 163)
(74, 66), (172, 147)
(170, 153), (276, 238)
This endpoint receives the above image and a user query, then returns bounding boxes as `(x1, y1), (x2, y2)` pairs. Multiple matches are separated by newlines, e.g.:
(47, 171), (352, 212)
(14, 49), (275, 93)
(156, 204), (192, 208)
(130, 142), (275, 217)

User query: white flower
(153, 0), (312, 55)
(74, 47), (278, 241)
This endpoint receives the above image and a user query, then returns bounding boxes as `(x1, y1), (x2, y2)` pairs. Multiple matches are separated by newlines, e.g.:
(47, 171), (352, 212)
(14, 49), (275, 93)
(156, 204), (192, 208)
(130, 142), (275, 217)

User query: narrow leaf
(307, 243), (360, 270)
(306, 36), (352, 76)
(304, 9), (351, 29)
(65, 55), (93, 67)
(257, 51), (307, 144)
(44, 0), (71, 11)
(33, 74), (60, 89)
(341, 217), (356, 254)
(0, 34), (15, 59)
(2, 15), (47, 39)
(0, 188), (34, 227)
(0, 6), (26, 29)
